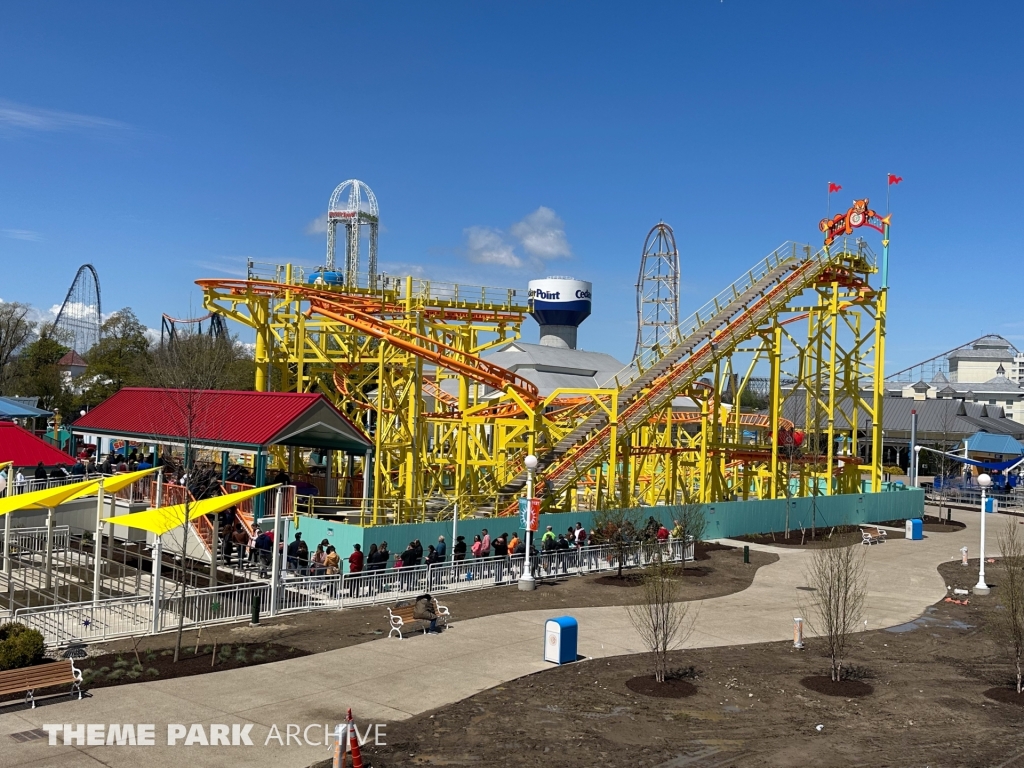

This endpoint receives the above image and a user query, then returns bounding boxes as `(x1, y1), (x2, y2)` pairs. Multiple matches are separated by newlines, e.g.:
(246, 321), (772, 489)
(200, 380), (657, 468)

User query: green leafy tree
(12, 327), (72, 414)
(81, 308), (152, 404)
(0, 302), (36, 395)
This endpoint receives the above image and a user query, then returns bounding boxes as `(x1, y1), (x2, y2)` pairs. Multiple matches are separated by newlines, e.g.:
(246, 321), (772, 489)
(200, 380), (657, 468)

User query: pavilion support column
(221, 451), (229, 484)
(254, 449), (267, 521)
(325, 450), (333, 497)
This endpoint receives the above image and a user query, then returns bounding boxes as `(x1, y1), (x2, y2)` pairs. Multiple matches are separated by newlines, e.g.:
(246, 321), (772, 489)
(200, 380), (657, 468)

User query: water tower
(527, 277), (592, 350)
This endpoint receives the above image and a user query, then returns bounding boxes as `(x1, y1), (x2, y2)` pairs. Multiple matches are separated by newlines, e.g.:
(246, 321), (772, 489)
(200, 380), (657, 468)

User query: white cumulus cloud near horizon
(464, 206), (572, 269)
(464, 226), (523, 268)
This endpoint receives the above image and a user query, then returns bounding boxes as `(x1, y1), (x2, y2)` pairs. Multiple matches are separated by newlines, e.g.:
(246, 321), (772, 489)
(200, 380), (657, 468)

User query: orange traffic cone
(347, 709), (364, 768)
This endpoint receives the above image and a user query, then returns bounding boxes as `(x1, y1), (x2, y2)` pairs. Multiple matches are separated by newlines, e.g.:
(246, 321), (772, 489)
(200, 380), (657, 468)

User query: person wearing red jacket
(348, 543), (364, 573)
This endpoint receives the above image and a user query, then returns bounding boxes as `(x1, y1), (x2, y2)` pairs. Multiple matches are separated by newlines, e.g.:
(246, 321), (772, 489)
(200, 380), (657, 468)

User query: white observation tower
(325, 179), (379, 287)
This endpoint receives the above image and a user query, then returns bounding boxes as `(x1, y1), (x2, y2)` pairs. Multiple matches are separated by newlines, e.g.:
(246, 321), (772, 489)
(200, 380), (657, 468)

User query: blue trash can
(544, 617), (578, 665)
(984, 497), (997, 513)
(905, 518), (923, 540)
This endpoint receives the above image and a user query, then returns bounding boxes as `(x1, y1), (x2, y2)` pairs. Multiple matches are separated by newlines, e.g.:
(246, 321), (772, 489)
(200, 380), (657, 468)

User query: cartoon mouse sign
(819, 198), (889, 247)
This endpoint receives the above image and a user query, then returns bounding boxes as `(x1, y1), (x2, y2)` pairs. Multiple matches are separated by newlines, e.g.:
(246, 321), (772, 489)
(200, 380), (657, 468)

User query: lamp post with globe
(975, 473), (992, 596)
(518, 454), (538, 591)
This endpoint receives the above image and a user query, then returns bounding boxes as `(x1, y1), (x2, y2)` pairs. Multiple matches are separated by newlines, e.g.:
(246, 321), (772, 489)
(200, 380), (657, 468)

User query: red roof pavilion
(72, 388), (371, 452)
(0, 422), (74, 467)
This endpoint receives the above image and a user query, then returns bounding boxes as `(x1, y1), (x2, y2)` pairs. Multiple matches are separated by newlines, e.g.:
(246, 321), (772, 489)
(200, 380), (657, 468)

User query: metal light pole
(913, 445), (921, 488)
(518, 454), (538, 591)
(975, 473), (991, 595)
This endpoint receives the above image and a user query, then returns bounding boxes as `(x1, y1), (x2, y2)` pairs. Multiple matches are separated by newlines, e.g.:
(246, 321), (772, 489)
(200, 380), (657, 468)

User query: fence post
(151, 535), (163, 633)
(93, 480), (105, 606)
(44, 507), (54, 592)
(2, 464), (12, 576)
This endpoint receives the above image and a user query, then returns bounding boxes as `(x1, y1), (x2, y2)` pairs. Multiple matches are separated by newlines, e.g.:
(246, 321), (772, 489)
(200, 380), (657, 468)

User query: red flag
(827, 182), (842, 194)
(888, 173), (902, 185)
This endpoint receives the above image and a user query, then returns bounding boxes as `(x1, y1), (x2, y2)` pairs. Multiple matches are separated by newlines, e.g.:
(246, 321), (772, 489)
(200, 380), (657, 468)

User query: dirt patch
(799, 675), (873, 697)
(91, 545), (775, 658)
(625, 675), (697, 698)
(593, 574), (642, 587)
(984, 687), (1024, 706)
(734, 524), (901, 548)
(308, 559), (1024, 768)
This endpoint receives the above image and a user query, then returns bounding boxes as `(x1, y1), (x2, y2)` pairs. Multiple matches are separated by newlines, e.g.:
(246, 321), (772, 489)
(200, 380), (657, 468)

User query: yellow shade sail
(65, 467), (160, 502)
(103, 484), (279, 537)
(0, 467), (162, 517)
(0, 476), (101, 516)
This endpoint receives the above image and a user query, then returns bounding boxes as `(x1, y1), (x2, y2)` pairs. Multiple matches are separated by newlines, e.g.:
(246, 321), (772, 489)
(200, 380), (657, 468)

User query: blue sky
(0, 2), (1020, 369)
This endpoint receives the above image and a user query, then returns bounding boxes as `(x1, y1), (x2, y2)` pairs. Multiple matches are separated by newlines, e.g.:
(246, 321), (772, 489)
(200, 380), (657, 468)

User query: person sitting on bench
(414, 593), (441, 633)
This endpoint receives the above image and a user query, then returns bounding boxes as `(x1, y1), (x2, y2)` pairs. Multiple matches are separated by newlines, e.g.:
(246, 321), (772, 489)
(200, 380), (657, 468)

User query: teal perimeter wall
(281, 489), (924, 574)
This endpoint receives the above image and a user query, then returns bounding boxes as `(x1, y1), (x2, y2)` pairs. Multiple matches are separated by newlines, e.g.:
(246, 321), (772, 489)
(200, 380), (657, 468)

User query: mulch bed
(78, 642), (308, 690)
(799, 675), (874, 698)
(733, 525), (890, 548)
(0, 642), (307, 705)
(625, 675), (697, 698)
(984, 687), (1024, 706)
(594, 564), (712, 586)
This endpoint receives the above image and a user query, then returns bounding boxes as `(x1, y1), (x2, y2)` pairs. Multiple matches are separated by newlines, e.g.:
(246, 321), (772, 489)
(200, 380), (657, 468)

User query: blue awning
(965, 432), (1024, 457)
(0, 397), (51, 419)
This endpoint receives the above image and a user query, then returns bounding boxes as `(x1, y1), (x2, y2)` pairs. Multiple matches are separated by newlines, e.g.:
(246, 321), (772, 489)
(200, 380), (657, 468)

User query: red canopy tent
(0, 421), (73, 468)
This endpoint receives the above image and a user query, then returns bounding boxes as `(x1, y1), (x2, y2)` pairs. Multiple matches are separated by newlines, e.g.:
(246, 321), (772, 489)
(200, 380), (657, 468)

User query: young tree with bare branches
(672, 503), (706, 570)
(804, 538), (867, 682)
(592, 506), (643, 578)
(996, 517), (1024, 693)
(626, 560), (697, 683)
(146, 332), (252, 662)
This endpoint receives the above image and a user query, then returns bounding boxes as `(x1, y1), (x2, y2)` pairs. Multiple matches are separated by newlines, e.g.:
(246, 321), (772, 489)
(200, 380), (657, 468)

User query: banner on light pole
(518, 498), (540, 532)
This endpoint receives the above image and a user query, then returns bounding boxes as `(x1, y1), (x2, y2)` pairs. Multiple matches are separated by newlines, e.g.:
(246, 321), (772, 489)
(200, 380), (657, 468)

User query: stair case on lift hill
(501, 241), (852, 509)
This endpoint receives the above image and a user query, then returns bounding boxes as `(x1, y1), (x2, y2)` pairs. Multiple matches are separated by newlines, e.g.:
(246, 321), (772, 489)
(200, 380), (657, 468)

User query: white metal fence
(14, 538), (694, 646)
(1, 525), (71, 554)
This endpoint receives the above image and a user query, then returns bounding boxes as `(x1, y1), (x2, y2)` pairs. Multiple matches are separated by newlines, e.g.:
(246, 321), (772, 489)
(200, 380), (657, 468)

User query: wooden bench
(860, 526), (888, 546)
(0, 660), (83, 709)
(387, 600), (450, 639)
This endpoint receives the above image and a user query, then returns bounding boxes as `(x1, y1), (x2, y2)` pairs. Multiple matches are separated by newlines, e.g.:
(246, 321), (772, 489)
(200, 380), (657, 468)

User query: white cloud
(462, 206), (572, 270)
(3, 228), (42, 241)
(464, 226), (522, 268)
(0, 99), (131, 134)
(306, 213), (329, 235)
(510, 206), (571, 259)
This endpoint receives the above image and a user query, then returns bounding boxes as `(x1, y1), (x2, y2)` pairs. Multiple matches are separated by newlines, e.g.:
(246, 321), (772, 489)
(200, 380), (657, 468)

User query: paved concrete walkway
(2, 505), (999, 767)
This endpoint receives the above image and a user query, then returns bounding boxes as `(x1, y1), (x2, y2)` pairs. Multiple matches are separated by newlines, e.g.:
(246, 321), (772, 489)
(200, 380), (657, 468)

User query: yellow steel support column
(769, 325), (782, 498)
(825, 281), (840, 495)
(607, 395), (618, 508)
(871, 290), (887, 492)
(253, 297), (270, 392)
(372, 341), (385, 524)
